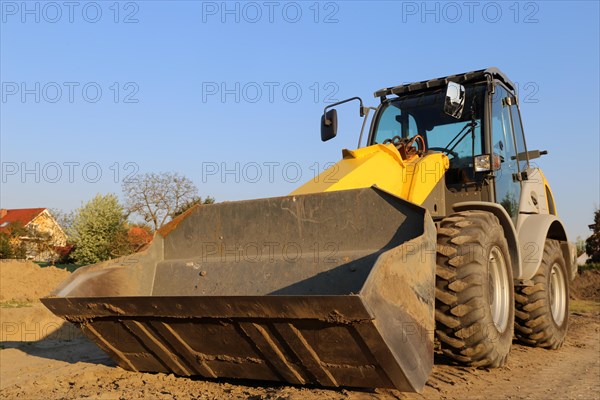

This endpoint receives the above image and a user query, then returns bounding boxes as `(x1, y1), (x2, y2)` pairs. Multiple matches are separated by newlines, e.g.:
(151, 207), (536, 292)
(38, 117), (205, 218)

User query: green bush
(69, 193), (132, 264)
(579, 262), (600, 272)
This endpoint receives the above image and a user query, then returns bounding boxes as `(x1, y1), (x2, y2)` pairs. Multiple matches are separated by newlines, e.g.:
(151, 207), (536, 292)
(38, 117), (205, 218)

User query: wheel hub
(488, 246), (510, 332)
(549, 263), (566, 326)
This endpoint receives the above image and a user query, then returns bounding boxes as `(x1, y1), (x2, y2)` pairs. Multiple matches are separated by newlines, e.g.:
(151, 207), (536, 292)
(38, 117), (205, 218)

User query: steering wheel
(429, 147), (458, 159)
(383, 135), (426, 153)
(382, 135), (402, 145)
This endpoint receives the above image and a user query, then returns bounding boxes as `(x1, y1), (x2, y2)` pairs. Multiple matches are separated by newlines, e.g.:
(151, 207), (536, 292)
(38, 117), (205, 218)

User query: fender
(452, 201), (522, 280)
(517, 214), (575, 281)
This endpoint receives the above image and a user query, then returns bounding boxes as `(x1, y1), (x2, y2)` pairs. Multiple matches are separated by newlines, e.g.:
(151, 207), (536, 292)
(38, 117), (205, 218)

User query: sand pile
(571, 269), (600, 301)
(0, 259), (70, 302)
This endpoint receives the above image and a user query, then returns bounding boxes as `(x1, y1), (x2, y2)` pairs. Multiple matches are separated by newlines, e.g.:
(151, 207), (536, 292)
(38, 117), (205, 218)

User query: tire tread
(435, 211), (514, 368)
(514, 239), (568, 349)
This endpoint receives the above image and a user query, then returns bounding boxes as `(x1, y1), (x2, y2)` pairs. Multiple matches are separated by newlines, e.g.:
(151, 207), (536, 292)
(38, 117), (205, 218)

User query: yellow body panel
(538, 168), (558, 215)
(291, 143), (450, 205)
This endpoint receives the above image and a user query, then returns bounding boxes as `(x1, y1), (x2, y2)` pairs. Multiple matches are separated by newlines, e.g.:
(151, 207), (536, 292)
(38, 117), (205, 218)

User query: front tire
(515, 239), (569, 349)
(435, 211), (514, 367)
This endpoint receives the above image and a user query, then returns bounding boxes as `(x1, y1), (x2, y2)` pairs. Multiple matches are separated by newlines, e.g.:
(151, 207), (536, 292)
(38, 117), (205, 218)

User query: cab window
(491, 84), (521, 221)
(372, 85), (486, 187)
(511, 104), (528, 171)
(373, 104), (418, 143)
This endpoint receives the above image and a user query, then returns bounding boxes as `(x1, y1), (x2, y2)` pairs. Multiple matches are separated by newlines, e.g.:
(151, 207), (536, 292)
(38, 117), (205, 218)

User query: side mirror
(444, 82), (466, 119)
(321, 109), (338, 142)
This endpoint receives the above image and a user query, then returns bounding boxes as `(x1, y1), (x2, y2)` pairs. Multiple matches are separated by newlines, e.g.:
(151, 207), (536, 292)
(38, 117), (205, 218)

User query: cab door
(490, 83), (524, 223)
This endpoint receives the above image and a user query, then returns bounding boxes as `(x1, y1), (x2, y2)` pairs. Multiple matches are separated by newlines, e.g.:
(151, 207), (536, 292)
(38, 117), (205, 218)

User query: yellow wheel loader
(43, 68), (578, 392)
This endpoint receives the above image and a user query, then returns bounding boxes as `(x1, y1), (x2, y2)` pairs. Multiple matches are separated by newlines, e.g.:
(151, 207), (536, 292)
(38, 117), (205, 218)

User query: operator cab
(320, 68), (534, 222)
(370, 84), (486, 190)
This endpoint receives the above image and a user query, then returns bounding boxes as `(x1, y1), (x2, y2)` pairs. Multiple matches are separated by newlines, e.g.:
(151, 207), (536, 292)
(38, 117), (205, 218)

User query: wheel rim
(549, 263), (567, 326)
(488, 246), (510, 332)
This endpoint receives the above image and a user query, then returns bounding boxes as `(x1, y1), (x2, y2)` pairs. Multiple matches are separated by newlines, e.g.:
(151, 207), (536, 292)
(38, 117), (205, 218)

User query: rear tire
(435, 211), (514, 367)
(515, 239), (569, 349)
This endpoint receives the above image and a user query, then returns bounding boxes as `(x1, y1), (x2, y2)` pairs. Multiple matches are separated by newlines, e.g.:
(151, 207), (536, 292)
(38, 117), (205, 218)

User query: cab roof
(374, 67), (515, 99)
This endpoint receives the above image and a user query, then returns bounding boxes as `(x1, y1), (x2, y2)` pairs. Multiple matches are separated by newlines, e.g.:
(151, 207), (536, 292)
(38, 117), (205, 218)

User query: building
(128, 225), (153, 252)
(577, 252), (590, 266)
(0, 208), (68, 261)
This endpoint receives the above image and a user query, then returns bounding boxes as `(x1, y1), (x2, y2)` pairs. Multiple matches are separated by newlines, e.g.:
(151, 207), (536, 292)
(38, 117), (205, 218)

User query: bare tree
(122, 172), (199, 230)
(49, 208), (75, 232)
(172, 195), (216, 218)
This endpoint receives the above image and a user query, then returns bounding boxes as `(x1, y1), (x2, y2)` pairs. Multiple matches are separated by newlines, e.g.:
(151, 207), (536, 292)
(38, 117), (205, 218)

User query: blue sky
(1, 0), (598, 240)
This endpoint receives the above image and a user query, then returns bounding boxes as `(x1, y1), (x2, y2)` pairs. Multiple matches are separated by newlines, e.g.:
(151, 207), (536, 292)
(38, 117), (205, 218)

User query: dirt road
(1, 261), (599, 399)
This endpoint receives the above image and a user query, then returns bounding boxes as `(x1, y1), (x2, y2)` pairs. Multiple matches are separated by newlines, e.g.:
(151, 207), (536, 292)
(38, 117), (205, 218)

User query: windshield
(372, 84), (486, 167)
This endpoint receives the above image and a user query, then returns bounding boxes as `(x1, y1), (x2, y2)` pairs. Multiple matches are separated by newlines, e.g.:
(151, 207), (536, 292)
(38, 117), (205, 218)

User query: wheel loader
(42, 68), (578, 392)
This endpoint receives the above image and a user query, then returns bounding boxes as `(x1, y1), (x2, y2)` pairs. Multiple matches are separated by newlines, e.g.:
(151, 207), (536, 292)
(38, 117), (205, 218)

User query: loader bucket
(42, 187), (436, 392)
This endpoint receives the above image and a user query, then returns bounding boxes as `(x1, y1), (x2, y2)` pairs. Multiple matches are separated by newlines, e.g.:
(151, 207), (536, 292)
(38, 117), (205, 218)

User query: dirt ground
(1, 260), (599, 400)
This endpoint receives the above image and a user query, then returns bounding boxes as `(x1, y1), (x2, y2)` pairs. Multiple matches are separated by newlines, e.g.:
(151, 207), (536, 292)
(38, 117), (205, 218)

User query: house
(0, 208), (68, 261)
(128, 226), (153, 252)
(577, 252), (590, 266)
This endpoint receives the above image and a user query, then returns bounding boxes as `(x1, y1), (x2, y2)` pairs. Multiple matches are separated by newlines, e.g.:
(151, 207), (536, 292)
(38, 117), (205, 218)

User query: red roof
(0, 208), (46, 233)
(53, 245), (74, 257)
(128, 226), (153, 251)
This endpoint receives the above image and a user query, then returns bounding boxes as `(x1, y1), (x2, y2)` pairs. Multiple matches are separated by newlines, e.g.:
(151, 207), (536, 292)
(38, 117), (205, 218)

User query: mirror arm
(323, 96), (365, 124)
(511, 149), (548, 162)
